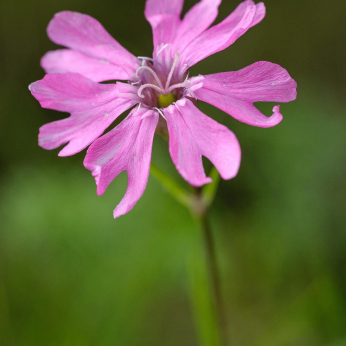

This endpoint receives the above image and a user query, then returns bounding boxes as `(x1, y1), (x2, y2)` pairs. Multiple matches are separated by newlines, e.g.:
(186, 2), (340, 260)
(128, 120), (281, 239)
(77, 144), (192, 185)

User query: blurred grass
(1, 0), (346, 345)
(0, 167), (197, 345)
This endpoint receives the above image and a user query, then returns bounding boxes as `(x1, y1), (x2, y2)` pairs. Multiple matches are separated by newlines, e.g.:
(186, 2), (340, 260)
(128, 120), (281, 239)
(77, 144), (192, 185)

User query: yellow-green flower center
(158, 93), (176, 108)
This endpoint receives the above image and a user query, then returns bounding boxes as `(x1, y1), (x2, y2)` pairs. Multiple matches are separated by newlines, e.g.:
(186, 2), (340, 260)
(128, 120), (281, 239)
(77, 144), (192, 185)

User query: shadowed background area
(0, 0), (346, 345)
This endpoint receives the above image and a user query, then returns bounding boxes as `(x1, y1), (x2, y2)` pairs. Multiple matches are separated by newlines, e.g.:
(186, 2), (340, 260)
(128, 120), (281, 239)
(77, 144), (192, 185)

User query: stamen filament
(167, 81), (189, 94)
(137, 56), (154, 61)
(153, 107), (167, 121)
(173, 102), (182, 114)
(157, 44), (169, 56)
(138, 84), (165, 98)
(136, 103), (142, 114)
(136, 66), (165, 91)
(186, 89), (197, 100)
(131, 80), (141, 86)
(165, 52), (180, 91)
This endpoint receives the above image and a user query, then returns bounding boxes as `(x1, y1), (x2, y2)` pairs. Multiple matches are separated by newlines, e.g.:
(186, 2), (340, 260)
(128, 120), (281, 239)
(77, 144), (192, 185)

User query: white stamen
(165, 52), (180, 91)
(138, 83), (165, 98)
(136, 66), (165, 90)
(153, 107), (167, 121)
(136, 103), (142, 114)
(186, 89), (197, 100)
(173, 102), (182, 114)
(157, 44), (169, 56)
(138, 56), (154, 62)
(131, 80), (141, 86)
(167, 81), (189, 94)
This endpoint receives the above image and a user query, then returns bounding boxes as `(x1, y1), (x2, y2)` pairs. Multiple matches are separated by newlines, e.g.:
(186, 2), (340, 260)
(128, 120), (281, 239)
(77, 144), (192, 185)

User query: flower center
(158, 93), (176, 108)
(135, 52), (191, 109)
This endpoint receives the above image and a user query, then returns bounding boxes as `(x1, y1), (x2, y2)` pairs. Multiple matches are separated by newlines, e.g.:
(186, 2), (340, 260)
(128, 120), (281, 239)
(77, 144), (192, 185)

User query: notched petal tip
(195, 61), (296, 128)
(191, 176), (213, 188)
(93, 168), (105, 196)
(87, 166), (106, 197)
(83, 155), (103, 193)
(83, 110), (158, 218)
(49, 10), (79, 22)
(54, 10), (73, 17)
(28, 81), (39, 94)
(252, 2), (266, 26)
(272, 105), (282, 116)
(57, 145), (76, 157)
(256, 106), (283, 128)
(113, 206), (127, 219)
(176, 165), (212, 187)
(47, 11), (73, 34)
(259, 105), (284, 127)
(164, 99), (242, 187)
(291, 81), (298, 101)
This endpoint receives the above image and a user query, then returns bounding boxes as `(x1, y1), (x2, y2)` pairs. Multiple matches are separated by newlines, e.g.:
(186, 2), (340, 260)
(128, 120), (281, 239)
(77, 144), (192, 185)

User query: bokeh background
(1, 0), (345, 345)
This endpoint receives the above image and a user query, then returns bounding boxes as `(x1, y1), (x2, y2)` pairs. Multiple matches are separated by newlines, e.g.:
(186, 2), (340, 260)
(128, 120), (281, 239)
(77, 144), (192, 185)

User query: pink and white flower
(30, 0), (297, 218)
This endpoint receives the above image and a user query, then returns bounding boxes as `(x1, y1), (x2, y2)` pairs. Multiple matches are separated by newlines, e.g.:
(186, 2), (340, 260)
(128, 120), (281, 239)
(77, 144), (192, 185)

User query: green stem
(150, 164), (228, 345)
(195, 193), (229, 346)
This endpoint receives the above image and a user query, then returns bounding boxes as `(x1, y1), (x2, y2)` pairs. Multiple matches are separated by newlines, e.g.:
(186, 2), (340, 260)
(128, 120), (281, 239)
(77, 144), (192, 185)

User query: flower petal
(181, 1), (264, 68)
(173, 0), (222, 52)
(145, 0), (184, 19)
(194, 61), (297, 128)
(29, 73), (139, 156)
(163, 99), (241, 187)
(145, 0), (184, 51)
(41, 49), (130, 82)
(83, 109), (159, 218)
(252, 2), (266, 25)
(47, 11), (139, 77)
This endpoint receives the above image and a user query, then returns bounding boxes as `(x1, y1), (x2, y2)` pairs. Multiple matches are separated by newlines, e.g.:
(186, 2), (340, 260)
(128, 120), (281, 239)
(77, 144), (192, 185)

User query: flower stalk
(193, 189), (229, 346)
(151, 164), (228, 346)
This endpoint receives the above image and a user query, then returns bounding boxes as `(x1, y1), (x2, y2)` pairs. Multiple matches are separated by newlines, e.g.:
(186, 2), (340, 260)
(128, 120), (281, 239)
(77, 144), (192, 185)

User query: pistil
(158, 93), (176, 108)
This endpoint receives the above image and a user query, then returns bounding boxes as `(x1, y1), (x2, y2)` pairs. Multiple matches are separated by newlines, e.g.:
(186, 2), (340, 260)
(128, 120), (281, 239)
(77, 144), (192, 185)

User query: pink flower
(30, 0), (297, 218)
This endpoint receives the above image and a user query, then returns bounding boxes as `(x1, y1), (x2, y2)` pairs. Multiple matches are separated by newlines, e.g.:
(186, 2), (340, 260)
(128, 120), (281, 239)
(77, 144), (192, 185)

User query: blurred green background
(1, 0), (346, 345)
